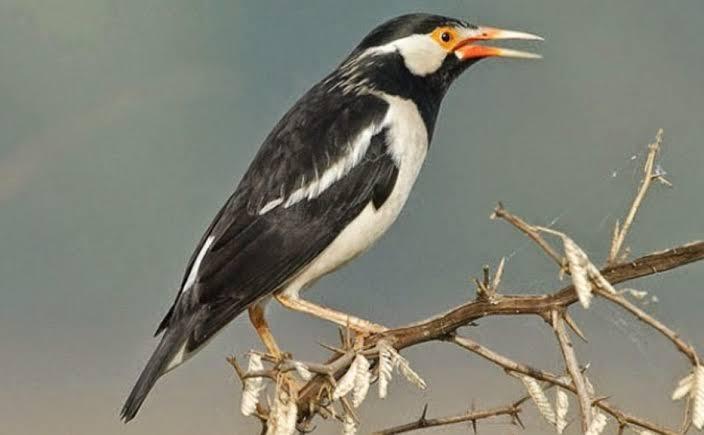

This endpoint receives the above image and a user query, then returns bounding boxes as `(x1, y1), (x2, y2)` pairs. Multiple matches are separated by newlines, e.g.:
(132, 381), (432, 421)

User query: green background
(1, 1), (702, 434)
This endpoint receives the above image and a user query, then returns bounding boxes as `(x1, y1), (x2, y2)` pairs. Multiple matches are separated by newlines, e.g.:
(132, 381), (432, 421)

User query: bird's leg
(274, 293), (388, 335)
(248, 303), (282, 358)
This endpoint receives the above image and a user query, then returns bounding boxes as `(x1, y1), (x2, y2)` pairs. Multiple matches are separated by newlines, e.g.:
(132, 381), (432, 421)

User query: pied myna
(121, 13), (541, 421)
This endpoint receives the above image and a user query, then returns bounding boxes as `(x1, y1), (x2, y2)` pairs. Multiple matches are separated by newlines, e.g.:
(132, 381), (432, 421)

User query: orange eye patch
(430, 27), (459, 51)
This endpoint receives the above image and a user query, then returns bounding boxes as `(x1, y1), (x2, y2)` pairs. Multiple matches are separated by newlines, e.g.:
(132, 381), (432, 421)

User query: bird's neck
(338, 52), (447, 140)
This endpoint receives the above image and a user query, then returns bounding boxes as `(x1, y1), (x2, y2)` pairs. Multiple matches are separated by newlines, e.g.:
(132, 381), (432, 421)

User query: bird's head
(343, 13), (542, 95)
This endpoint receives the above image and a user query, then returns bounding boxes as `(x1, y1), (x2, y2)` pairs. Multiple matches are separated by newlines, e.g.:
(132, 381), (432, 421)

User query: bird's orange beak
(454, 26), (543, 60)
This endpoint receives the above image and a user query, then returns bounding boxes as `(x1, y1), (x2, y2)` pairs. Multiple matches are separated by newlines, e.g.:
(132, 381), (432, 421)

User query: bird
(121, 12), (541, 421)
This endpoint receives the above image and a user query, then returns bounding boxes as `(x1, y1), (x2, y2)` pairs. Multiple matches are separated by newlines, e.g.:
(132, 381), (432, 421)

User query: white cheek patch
(392, 34), (447, 76)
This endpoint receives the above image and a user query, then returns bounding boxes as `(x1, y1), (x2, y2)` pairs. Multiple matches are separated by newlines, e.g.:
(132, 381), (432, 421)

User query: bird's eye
(441, 32), (452, 42)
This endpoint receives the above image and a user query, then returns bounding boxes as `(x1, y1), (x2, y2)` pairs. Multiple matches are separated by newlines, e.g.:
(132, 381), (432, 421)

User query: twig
(594, 285), (698, 365)
(552, 310), (592, 431)
(372, 403), (521, 435)
(608, 129), (664, 264)
(451, 335), (678, 435)
(296, 240), (704, 420)
(492, 203), (564, 267)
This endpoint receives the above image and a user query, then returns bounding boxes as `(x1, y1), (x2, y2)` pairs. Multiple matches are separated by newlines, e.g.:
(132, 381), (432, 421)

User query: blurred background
(1, 1), (703, 434)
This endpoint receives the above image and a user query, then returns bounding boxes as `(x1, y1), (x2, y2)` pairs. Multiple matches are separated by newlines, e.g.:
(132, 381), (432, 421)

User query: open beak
(454, 26), (543, 60)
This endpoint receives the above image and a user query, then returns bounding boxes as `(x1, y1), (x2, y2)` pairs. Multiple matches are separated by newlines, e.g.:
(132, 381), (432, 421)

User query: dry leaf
(563, 236), (593, 308)
(555, 389), (569, 434)
(624, 288), (649, 299)
(672, 372), (694, 401)
(693, 365), (704, 429)
(241, 353), (265, 416)
(293, 361), (312, 381)
(588, 264), (617, 294)
(333, 358), (359, 400)
(342, 413), (358, 435)
(585, 412), (608, 435)
(396, 354), (427, 390)
(352, 354), (371, 407)
(378, 340), (395, 399)
(266, 389), (297, 435)
(520, 375), (556, 425)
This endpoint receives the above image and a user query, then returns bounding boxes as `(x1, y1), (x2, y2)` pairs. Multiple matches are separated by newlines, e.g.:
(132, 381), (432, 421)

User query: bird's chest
(283, 96), (428, 295)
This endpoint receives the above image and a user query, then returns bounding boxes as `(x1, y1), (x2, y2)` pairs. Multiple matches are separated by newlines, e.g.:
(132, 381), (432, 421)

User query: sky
(1, 1), (703, 434)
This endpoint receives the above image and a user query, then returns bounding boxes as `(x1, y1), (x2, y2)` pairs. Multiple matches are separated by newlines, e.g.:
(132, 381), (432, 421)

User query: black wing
(159, 90), (398, 350)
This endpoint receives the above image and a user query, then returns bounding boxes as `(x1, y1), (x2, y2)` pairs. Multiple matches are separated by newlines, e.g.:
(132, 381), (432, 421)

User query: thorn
(419, 403), (429, 425)
(474, 278), (490, 299)
(471, 418), (478, 434)
(513, 412), (525, 429)
(338, 326), (346, 348)
(492, 257), (506, 292)
(612, 220), (620, 245)
(318, 341), (346, 355)
(655, 175), (673, 187)
(592, 395), (611, 405)
(563, 313), (588, 343)
(482, 265), (490, 289)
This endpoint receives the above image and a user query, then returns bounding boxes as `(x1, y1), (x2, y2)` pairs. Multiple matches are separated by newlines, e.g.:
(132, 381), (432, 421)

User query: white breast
(281, 94), (428, 297)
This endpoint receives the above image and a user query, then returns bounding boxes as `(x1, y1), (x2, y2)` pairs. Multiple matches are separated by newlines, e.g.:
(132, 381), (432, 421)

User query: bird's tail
(120, 312), (200, 422)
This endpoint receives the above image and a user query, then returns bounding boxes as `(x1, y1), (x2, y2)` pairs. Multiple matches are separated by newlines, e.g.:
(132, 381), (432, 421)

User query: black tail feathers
(120, 315), (197, 422)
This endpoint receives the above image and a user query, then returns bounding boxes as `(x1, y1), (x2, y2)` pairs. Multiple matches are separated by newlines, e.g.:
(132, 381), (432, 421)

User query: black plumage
(122, 88), (397, 421)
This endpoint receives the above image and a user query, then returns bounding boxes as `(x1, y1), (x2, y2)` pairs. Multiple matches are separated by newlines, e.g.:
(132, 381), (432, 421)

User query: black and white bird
(121, 13), (541, 421)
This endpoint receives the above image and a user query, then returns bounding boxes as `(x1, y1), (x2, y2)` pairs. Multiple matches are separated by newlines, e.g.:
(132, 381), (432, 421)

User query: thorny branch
(552, 310), (592, 432)
(372, 403), (522, 435)
(450, 335), (679, 435)
(608, 128), (667, 264)
(230, 129), (703, 434)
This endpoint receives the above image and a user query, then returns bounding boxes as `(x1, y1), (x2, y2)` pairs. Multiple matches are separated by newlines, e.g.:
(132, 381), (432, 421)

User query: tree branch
(296, 240), (704, 421)
(451, 335), (678, 435)
(372, 403), (521, 435)
(552, 310), (591, 431)
(608, 128), (665, 264)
